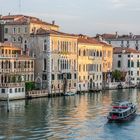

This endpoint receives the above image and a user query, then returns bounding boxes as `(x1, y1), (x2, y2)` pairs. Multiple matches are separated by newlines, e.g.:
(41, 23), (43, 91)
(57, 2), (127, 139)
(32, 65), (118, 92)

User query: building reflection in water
(0, 89), (140, 139)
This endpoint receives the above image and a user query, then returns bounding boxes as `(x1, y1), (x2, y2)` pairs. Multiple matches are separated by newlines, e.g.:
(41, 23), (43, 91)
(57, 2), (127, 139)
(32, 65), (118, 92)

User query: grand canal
(0, 89), (140, 140)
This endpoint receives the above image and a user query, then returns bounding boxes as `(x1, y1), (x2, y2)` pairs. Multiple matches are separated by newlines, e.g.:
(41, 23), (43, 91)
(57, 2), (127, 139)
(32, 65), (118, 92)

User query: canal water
(0, 89), (140, 140)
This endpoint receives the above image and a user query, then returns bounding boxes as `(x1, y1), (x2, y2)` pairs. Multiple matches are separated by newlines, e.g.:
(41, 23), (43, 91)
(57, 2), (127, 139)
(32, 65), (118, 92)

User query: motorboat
(64, 92), (76, 96)
(107, 101), (136, 122)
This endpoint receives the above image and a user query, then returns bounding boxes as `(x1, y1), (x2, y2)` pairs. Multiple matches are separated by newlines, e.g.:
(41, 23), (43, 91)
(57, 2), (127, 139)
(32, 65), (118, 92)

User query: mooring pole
(7, 93), (9, 113)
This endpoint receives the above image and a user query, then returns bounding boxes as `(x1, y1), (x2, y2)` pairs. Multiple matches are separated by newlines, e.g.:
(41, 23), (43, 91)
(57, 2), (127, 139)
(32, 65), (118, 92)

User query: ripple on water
(0, 89), (140, 139)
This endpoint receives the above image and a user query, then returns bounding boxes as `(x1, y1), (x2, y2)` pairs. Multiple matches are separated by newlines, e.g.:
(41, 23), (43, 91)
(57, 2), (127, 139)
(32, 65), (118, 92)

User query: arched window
(44, 40), (47, 51)
(83, 50), (86, 56)
(100, 51), (102, 57)
(1, 61), (4, 69)
(79, 64), (81, 72)
(79, 50), (81, 56)
(58, 59), (60, 71)
(97, 51), (99, 57)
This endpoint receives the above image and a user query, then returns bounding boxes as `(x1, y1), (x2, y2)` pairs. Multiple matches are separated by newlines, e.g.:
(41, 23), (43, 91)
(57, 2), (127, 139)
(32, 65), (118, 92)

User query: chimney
(99, 35), (103, 41)
(52, 20), (55, 25)
(115, 31), (118, 39)
(129, 32), (133, 38)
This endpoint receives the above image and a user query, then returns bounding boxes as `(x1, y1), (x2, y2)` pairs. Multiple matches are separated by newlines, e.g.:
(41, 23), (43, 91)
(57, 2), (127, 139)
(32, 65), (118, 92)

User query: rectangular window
(131, 61), (134, 67)
(137, 61), (139, 67)
(4, 28), (8, 33)
(118, 60), (121, 68)
(22, 88), (24, 92)
(118, 54), (121, 58)
(15, 88), (17, 93)
(128, 60), (130, 68)
(52, 74), (55, 80)
(25, 27), (27, 33)
(42, 74), (47, 80)
(67, 73), (71, 79)
(18, 28), (20, 33)
(9, 89), (12, 93)
(74, 73), (77, 79)
(13, 28), (16, 34)
(1, 89), (5, 93)
(18, 88), (21, 92)
(44, 59), (47, 71)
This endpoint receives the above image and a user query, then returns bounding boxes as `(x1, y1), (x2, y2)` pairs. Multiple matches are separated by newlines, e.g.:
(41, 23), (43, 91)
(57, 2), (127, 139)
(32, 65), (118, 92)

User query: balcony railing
(0, 82), (25, 88)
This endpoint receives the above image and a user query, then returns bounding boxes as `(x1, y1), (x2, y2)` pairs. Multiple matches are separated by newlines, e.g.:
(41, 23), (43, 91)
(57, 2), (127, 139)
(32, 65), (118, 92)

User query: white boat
(107, 101), (137, 122)
(64, 92), (76, 96)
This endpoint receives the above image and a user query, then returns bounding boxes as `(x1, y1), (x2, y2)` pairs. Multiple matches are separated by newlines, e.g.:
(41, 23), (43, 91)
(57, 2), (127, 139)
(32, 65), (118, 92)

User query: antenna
(19, 0), (21, 13)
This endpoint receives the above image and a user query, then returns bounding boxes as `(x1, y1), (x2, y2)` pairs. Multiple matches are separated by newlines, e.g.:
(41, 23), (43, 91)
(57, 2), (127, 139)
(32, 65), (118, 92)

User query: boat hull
(108, 111), (136, 123)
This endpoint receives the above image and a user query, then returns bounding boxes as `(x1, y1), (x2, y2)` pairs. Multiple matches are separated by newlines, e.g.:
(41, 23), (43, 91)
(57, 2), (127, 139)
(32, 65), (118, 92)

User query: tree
(112, 70), (122, 82)
(25, 82), (35, 91)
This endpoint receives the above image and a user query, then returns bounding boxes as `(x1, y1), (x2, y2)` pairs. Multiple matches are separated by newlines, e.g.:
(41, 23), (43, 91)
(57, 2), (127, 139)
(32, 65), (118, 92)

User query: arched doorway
(35, 77), (42, 90)
(89, 79), (93, 89)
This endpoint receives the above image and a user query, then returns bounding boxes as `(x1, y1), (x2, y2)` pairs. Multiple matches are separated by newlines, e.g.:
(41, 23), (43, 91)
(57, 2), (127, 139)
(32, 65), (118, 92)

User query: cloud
(110, 0), (128, 8)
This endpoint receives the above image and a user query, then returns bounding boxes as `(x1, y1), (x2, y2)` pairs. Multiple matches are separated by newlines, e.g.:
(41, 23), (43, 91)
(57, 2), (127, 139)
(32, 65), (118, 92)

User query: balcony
(0, 54), (17, 58)
(88, 56), (95, 60)
(0, 82), (25, 88)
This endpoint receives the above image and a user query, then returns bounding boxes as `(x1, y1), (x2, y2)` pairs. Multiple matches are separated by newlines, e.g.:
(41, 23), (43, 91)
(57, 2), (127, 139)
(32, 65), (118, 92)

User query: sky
(0, 0), (140, 36)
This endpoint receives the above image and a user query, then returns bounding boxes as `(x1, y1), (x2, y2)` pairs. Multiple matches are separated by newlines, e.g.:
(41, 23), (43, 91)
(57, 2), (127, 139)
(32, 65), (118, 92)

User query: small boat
(107, 101), (136, 122)
(64, 92), (75, 96)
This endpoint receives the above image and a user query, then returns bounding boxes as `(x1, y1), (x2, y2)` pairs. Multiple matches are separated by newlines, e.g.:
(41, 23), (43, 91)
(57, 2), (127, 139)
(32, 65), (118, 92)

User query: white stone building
(0, 14), (59, 54)
(30, 29), (78, 94)
(113, 47), (140, 85)
(96, 33), (140, 50)
(0, 43), (34, 100)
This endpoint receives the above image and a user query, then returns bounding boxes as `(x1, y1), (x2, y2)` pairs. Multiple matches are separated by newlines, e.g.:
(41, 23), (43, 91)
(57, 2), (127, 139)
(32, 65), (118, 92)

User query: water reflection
(0, 89), (140, 139)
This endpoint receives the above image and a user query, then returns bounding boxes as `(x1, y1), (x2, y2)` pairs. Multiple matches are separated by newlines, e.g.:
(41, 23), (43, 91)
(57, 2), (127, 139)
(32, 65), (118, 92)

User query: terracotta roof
(31, 28), (77, 37)
(1, 14), (59, 27)
(97, 33), (117, 39)
(78, 35), (101, 45)
(30, 20), (59, 27)
(0, 43), (21, 50)
(1, 15), (24, 20)
(113, 47), (140, 54)
(96, 33), (140, 40)
(99, 41), (112, 47)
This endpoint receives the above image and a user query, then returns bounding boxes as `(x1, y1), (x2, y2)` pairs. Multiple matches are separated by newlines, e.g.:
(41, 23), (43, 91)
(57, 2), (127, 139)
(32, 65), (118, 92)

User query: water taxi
(107, 101), (136, 122)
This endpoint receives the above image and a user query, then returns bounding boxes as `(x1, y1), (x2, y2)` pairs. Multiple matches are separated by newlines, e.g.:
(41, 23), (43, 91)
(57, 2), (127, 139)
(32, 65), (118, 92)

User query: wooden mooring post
(7, 93), (9, 113)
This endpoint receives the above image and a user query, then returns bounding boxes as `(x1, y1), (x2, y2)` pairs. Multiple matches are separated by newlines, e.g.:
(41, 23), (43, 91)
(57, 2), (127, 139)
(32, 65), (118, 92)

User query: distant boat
(64, 92), (76, 96)
(107, 101), (136, 122)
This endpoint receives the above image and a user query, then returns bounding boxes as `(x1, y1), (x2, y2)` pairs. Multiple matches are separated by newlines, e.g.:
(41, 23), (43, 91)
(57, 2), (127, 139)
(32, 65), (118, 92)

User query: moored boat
(64, 92), (75, 96)
(107, 101), (136, 122)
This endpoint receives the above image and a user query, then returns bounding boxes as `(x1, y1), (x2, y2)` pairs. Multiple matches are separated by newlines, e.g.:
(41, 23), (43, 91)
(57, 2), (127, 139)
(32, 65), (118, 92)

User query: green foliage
(25, 82), (35, 91)
(12, 76), (16, 83)
(18, 75), (22, 82)
(112, 70), (122, 81)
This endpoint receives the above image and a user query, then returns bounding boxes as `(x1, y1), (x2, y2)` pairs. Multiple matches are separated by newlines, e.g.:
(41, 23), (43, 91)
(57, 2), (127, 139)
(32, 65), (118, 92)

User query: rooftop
(31, 28), (77, 38)
(113, 47), (140, 54)
(1, 14), (59, 27)
(0, 42), (21, 50)
(78, 35), (112, 47)
(96, 33), (140, 40)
